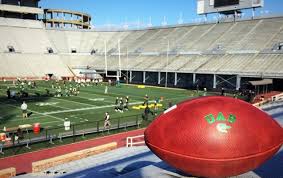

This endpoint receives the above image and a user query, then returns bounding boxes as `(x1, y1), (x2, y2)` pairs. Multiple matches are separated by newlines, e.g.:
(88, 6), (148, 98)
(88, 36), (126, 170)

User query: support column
(158, 72), (161, 85)
(193, 73), (196, 84)
(71, 14), (73, 28)
(88, 16), (90, 29)
(236, 75), (241, 90)
(143, 71), (146, 84)
(129, 71), (132, 83)
(213, 74), (217, 89)
(51, 12), (54, 28)
(174, 72), (178, 86)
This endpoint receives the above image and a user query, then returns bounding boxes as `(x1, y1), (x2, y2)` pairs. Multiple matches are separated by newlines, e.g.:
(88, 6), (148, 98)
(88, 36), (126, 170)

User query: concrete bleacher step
(117, 161), (262, 178)
(55, 146), (161, 178)
(17, 146), (161, 178)
(262, 101), (283, 126)
(117, 161), (185, 178)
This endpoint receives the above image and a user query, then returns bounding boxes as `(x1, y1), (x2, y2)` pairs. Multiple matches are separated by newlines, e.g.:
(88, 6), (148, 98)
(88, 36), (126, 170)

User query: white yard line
(42, 101), (149, 115)
(34, 102), (71, 110)
(75, 95), (113, 104)
(79, 89), (141, 102)
(95, 90), (184, 103)
(0, 101), (65, 121)
(42, 106), (114, 115)
(15, 114), (41, 118)
(78, 91), (135, 103)
(52, 97), (95, 107)
(32, 86), (100, 107)
(124, 83), (189, 91)
(47, 104), (71, 110)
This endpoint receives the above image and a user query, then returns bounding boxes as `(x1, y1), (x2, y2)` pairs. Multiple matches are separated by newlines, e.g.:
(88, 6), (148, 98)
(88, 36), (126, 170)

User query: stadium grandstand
(0, 0), (282, 177)
(0, 14), (283, 90)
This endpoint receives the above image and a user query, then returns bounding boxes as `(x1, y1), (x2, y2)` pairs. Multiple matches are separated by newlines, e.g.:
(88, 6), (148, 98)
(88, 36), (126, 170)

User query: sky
(39, 0), (283, 29)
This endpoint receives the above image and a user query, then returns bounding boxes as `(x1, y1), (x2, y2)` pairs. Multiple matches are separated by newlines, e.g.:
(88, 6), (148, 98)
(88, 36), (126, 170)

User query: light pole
(165, 39), (169, 88)
(118, 39), (121, 78)
(104, 40), (107, 77)
(126, 47), (129, 84)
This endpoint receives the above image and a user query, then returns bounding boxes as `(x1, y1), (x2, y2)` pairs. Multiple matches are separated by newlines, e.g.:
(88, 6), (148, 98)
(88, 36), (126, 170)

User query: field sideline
(0, 81), (199, 129)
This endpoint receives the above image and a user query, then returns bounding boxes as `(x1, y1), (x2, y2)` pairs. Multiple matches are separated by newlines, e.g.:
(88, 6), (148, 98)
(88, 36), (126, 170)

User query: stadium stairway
(16, 146), (283, 178)
(16, 146), (162, 178)
(262, 100), (283, 126)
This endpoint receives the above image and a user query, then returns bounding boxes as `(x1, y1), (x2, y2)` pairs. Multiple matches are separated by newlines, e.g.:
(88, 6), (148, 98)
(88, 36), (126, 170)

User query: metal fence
(0, 113), (157, 155)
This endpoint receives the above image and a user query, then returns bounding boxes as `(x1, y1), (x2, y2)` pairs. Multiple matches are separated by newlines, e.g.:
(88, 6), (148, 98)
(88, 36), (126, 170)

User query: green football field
(0, 81), (202, 130)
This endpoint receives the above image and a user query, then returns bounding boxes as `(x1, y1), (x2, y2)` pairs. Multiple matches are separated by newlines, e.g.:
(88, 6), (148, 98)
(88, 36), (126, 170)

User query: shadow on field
(0, 94), (52, 127)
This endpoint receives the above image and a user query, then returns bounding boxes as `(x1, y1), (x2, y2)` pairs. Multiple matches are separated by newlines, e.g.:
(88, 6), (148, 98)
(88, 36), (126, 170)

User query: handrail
(126, 135), (145, 147)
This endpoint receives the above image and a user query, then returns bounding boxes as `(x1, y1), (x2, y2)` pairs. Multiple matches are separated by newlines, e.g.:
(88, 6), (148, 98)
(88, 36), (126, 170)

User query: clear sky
(39, 0), (283, 29)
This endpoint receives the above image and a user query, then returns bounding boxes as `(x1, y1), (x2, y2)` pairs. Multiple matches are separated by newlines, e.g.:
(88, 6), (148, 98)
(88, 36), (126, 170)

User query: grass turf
(0, 81), (201, 130)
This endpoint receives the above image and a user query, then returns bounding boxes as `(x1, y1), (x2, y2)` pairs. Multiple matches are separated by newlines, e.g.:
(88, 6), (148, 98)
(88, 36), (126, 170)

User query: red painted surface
(145, 96), (283, 178)
(0, 128), (145, 174)
(252, 91), (281, 103)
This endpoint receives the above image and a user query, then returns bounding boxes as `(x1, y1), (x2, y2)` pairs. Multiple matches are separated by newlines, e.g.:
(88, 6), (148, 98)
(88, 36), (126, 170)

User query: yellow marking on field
(125, 83), (187, 91)
(137, 85), (145, 88)
(132, 103), (163, 110)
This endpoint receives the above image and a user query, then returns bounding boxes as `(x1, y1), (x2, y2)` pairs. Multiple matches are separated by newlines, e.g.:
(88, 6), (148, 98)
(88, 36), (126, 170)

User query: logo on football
(205, 112), (236, 134)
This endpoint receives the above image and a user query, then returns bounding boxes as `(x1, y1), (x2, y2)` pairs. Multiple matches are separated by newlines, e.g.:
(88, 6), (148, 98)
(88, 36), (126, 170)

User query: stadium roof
(249, 79), (273, 86)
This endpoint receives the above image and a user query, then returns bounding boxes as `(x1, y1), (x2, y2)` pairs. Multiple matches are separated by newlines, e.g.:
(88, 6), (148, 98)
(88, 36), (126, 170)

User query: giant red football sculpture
(145, 96), (283, 178)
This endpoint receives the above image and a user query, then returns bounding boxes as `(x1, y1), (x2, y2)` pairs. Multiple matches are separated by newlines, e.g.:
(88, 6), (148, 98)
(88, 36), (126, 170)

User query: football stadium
(0, 0), (282, 177)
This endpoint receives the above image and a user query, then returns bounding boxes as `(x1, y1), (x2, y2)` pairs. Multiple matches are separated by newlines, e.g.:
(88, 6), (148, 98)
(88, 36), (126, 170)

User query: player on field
(104, 85), (108, 94)
(143, 104), (153, 120)
(21, 101), (28, 118)
(143, 94), (149, 106)
(114, 97), (119, 111)
(124, 96), (129, 110)
(104, 112), (111, 130)
(119, 97), (124, 113)
(6, 87), (10, 99)
(153, 100), (158, 115)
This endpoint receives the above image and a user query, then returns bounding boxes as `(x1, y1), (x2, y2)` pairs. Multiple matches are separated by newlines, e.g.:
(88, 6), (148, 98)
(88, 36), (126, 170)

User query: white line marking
(0, 101), (65, 122)
(42, 101), (149, 115)
(76, 95), (113, 104)
(79, 89), (141, 102)
(52, 97), (95, 107)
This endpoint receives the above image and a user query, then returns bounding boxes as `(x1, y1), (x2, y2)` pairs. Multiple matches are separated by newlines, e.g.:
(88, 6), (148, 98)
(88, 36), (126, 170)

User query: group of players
(114, 96), (129, 113)
(6, 79), (37, 99)
(52, 82), (80, 97)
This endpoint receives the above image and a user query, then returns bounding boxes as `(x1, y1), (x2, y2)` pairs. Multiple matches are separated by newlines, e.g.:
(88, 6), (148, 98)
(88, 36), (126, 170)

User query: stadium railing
(0, 113), (157, 156)
(126, 135), (145, 147)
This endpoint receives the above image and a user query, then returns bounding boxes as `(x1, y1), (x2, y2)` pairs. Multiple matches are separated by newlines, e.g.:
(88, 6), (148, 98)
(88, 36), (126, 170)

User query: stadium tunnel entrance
(143, 72), (158, 86)
(177, 73), (194, 89)
(273, 79), (283, 91)
(195, 74), (214, 90)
